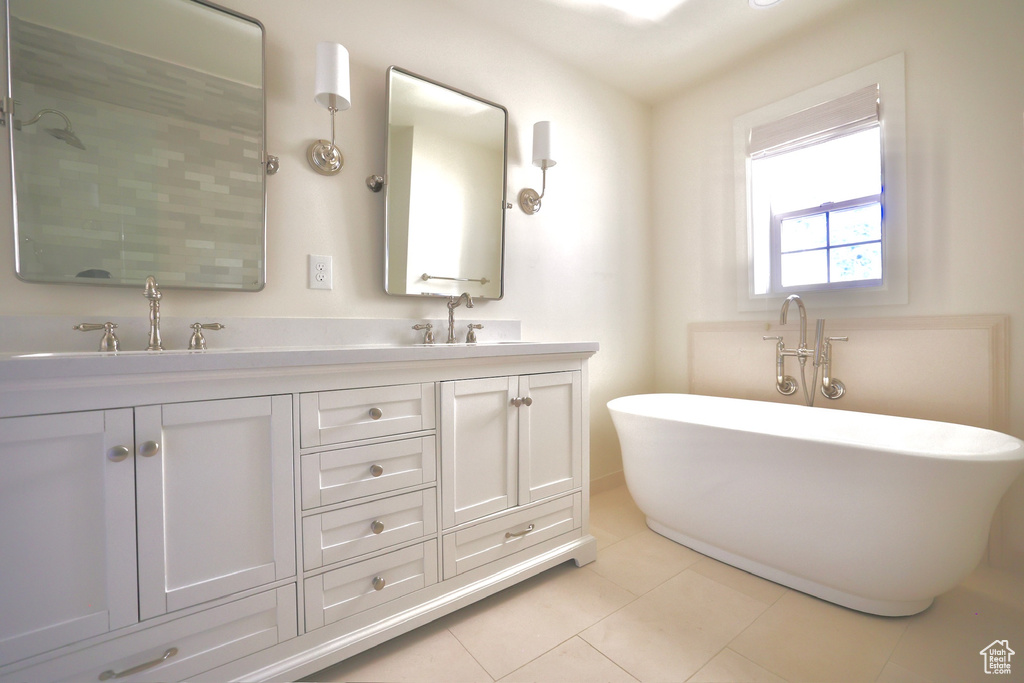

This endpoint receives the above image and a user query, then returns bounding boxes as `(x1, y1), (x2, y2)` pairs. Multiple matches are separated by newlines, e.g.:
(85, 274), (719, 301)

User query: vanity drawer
(304, 541), (438, 631)
(303, 489), (437, 570)
(442, 494), (581, 579)
(300, 384), (435, 448)
(300, 436), (436, 510)
(0, 586), (296, 683)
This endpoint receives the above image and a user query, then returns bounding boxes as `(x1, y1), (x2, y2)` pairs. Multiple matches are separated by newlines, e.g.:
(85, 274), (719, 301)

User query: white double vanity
(1, 1), (583, 679)
(0, 338), (597, 682)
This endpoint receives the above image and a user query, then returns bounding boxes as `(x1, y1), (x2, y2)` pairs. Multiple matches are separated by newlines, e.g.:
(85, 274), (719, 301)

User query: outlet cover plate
(309, 254), (332, 290)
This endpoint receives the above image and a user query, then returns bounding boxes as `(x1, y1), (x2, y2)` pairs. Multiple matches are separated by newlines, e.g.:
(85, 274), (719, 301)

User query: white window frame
(771, 193), (882, 292)
(734, 53), (907, 311)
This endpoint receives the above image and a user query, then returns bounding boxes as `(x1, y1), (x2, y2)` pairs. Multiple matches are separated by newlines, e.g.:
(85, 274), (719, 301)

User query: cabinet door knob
(370, 464), (384, 477)
(107, 445), (131, 462)
(511, 397), (522, 407)
(369, 407), (383, 420)
(372, 576), (386, 591)
(370, 520), (385, 535)
(138, 441), (161, 457)
(522, 396), (533, 407)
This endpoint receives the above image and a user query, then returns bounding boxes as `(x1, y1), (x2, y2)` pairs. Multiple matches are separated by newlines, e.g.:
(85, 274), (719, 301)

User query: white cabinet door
(135, 396), (295, 620)
(0, 410), (137, 667)
(440, 377), (517, 528)
(518, 372), (582, 504)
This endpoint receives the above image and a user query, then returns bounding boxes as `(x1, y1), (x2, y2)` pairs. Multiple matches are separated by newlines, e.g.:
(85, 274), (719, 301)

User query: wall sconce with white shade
(308, 41), (351, 176)
(518, 121), (556, 214)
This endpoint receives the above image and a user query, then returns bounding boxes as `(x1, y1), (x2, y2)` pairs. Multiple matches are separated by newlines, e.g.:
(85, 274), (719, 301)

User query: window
(734, 54), (907, 310)
(758, 122), (882, 291)
(774, 194), (882, 289)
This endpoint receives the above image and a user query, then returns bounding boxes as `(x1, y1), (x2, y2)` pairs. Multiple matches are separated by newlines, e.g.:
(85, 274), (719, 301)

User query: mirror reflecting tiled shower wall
(11, 18), (263, 288)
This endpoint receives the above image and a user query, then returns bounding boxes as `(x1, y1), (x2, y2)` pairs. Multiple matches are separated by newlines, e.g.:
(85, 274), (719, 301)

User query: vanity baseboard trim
(203, 534), (597, 682)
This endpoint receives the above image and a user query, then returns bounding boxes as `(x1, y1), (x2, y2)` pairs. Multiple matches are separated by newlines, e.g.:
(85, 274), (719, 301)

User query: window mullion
(769, 208), (783, 293)
(825, 210), (832, 285)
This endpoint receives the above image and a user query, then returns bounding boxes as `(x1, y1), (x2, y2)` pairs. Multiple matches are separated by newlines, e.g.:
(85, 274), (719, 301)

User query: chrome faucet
(779, 294), (808, 357)
(144, 275), (163, 351)
(764, 294), (847, 404)
(446, 292), (474, 344)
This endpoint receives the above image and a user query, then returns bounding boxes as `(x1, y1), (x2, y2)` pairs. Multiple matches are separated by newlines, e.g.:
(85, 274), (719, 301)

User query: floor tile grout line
(573, 634), (643, 683)
(444, 624), (498, 683)
(872, 615), (914, 683)
(716, 586), (795, 680)
(443, 558), (643, 682)
(683, 645), (793, 683)
(493, 633), (578, 683)
(587, 555), (702, 600)
(494, 633), (641, 683)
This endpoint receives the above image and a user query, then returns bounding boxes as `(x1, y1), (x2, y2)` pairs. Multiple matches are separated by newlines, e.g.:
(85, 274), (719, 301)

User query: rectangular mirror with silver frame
(3, 0), (267, 290)
(384, 67), (507, 300)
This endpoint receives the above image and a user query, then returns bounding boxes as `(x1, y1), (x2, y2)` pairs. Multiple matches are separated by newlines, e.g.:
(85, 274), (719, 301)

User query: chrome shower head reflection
(15, 108), (86, 150)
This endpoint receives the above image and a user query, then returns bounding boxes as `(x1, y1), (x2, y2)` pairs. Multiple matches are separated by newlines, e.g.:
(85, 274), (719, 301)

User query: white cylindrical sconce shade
(314, 42), (351, 111)
(532, 121), (556, 167)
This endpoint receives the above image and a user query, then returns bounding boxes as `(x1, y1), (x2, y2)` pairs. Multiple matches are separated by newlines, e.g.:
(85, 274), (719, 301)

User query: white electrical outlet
(308, 254), (332, 290)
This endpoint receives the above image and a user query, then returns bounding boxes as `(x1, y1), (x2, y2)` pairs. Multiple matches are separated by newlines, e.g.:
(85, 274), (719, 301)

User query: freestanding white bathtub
(607, 393), (1024, 616)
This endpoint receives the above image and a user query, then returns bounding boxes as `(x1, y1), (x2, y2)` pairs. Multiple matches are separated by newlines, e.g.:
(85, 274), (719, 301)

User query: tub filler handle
(763, 336), (798, 396)
(819, 336), (848, 400)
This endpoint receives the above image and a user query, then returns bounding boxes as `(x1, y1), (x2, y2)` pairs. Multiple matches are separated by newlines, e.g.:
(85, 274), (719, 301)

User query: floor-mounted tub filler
(607, 393), (1024, 616)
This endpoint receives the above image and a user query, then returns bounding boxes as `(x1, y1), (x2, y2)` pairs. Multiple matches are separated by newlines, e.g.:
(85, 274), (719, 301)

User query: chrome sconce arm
(308, 103), (344, 175)
(308, 42), (351, 176)
(518, 160), (551, 214)
(519, 121), (556, 215)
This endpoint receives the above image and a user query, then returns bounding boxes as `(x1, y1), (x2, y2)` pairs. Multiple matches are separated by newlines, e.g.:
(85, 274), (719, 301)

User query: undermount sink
(415, 340), (534, 346)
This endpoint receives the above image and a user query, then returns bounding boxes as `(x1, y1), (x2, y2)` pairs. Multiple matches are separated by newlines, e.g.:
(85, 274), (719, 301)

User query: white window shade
(748, 84), (879, 160)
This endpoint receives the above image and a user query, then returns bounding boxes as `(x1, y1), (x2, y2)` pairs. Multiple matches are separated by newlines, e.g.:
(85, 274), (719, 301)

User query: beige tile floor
(305, 486), (1024, 683)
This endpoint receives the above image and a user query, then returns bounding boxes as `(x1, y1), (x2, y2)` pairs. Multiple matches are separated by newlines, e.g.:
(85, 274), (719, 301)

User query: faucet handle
(827, 336), (849, 343)
(74, 322), (120, 352)
(188, 322), (225, 350)
(466, 323), (483, 344)
(413, 323), (434, 345)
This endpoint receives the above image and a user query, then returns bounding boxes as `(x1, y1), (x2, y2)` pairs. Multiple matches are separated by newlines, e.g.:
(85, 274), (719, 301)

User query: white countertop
(0, 341), (599, 382)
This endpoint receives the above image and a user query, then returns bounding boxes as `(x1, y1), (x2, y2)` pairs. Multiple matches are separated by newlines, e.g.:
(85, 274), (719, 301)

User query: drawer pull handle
(370, 464), (384, 477)
(371, 520), (385, 535)
(107, 445), (130, 462)
(369, 407), (383, 420)
(138, 441), (161, 458)
(505, 523), (535, 539)
(372, 576), (386, 591)
(98, 647), (178, 680)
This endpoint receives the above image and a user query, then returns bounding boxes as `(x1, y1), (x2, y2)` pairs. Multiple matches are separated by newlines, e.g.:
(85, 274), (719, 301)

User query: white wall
(0, 0), (655, 482)
(652, 0), (1024, 571)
